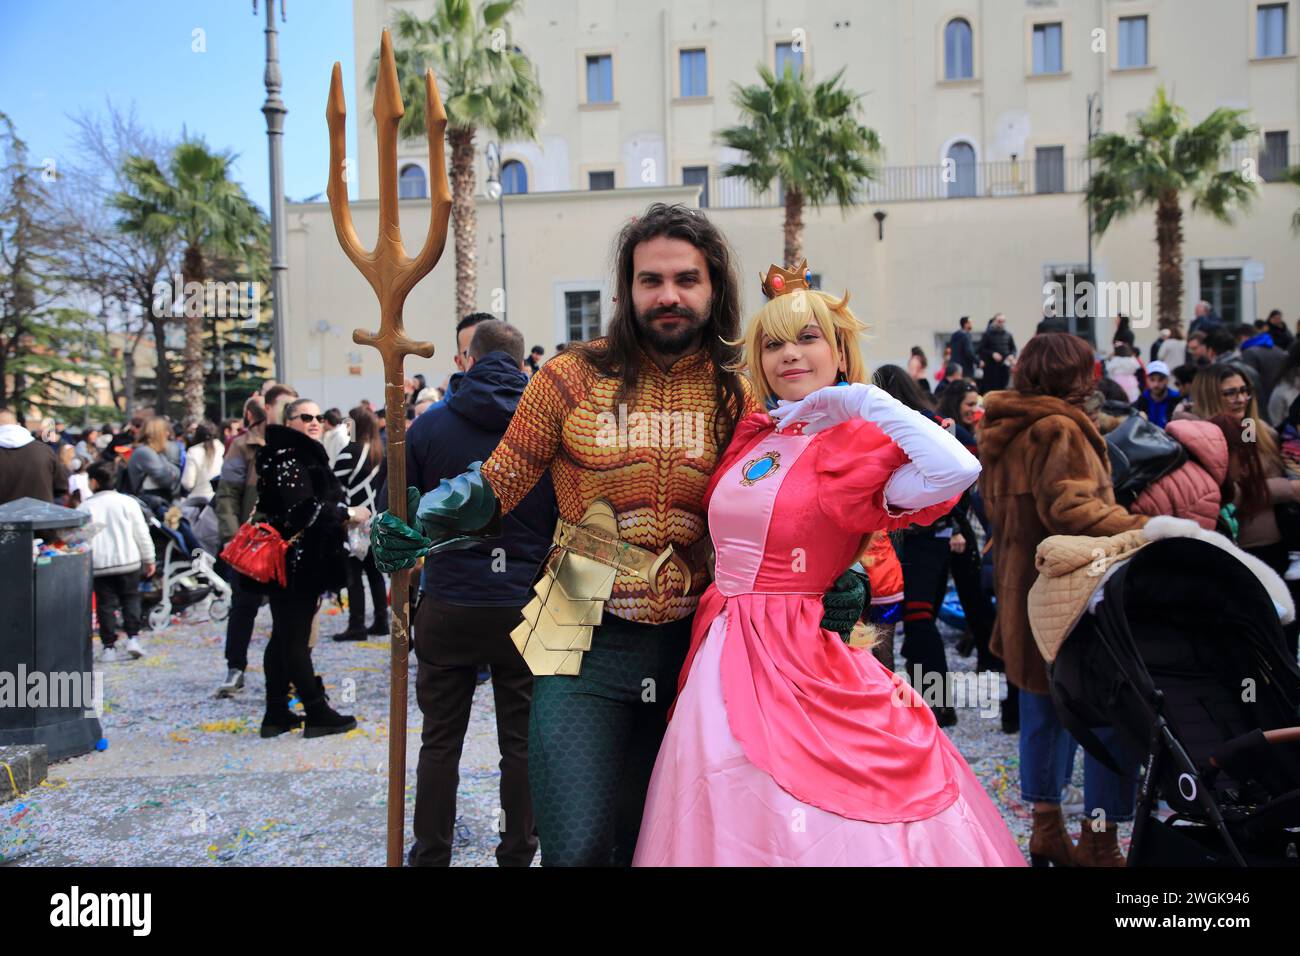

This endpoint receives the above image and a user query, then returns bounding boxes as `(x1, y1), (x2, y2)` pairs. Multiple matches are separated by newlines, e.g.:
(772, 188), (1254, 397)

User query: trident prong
(326, 27), (451, 868)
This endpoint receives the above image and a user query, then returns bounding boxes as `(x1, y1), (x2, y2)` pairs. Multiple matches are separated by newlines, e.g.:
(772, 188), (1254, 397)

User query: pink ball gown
(632, 412), (1026, 866)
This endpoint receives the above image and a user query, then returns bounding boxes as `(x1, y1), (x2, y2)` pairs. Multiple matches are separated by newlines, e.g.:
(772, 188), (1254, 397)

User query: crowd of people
(3, 200), (1296, 868)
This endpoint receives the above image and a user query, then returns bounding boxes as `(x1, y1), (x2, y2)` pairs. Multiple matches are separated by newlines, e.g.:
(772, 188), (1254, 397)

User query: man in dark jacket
(1237, 323), (1287, 407)
(978, 313), (1017, 393)
(949, 316), (977, 378)
(403, 319), (556, 867)
(0, 408), (68, 504)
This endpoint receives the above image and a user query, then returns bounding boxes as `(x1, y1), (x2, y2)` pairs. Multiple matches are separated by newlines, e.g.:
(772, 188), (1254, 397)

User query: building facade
(284, 0), (1300, 411)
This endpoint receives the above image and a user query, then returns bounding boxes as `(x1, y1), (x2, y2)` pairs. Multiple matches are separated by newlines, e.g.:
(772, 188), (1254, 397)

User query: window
(1118, 15), (1148, 68)
(1035, 146), (1065, 194)
(775, 41), (804, 78)
(1200, 268), (1241, 326)
(565, 290), (602, 342)
(501, 160), (527, 195)
(944, 18), (974, 79)
(946, 142), (977, 198)
(398, 164), (427, 200)
(1032, 23), (1063, 74)
(1258, 3), (1288, 57)
(586, 54), (613, 103)
(1262, 131), (1291, 182)
(683, 166), (709, 208)
(588, 170), (615, 191)
(680, 48), (707, 96)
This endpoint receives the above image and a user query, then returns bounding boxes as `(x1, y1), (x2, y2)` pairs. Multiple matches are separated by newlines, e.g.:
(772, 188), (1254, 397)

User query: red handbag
(220, 522), (292, 587)
(220, 504), (320, 587)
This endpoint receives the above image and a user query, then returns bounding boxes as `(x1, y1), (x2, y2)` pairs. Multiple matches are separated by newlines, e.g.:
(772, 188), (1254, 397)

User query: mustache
(643, 306), (699, 321)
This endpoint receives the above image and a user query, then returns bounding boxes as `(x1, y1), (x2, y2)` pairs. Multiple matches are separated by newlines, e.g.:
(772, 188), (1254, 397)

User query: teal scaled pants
(528, 612), (692, 867)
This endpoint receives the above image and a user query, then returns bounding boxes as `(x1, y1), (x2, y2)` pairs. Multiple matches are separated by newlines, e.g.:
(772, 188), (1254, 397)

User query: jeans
(1018, 689), (1138, 822)
(410, 598), (536, 867)
(93, 569), (143, 644)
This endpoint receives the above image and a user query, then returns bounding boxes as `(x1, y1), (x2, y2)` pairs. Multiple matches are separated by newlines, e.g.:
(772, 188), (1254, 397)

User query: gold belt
(552, 518), (710, 596)
(509, 499), (712, 677)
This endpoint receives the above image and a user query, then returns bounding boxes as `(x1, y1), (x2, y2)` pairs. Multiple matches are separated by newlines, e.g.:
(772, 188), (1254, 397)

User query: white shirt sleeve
(868, 390), (982, 513)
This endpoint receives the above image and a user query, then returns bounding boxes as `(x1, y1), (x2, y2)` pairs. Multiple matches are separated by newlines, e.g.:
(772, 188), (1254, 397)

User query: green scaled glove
(414, 461), (501, 543)
(371, 488), (433, 573)
(821, 569), (867, 644)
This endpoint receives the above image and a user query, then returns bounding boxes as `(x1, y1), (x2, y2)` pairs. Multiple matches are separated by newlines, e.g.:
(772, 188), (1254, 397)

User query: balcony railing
(700, 143), (1300, 209)
(707, 155), (1094, 209)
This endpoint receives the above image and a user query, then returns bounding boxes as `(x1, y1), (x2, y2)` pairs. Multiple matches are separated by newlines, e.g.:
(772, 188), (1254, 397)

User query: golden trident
(326, 29), (451, 867)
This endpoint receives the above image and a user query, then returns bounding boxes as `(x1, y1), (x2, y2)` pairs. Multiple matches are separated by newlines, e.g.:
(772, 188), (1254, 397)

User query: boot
(367, 607), (389, 635)
(1029, 807), (1076, 867)
(334, 624), (368, 642)
(301, 676), (357, 738)
(259, 707), (304, 738)
(1075, 824), (1126, 867)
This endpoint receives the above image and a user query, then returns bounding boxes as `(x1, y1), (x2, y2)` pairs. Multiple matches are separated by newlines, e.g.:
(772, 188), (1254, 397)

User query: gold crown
(760, 258), (812, 299)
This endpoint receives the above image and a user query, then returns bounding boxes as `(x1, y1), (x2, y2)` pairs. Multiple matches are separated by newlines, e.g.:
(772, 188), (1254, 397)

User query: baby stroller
(137, 500), (232, 631)
(1050, 536), (1300, 866)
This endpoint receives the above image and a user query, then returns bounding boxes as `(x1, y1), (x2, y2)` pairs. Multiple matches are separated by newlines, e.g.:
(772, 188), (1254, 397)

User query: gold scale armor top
(481, 340), (759, 675)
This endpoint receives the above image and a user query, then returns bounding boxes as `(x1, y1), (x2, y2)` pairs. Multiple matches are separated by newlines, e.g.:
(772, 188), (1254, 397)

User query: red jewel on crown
(760, 258), (812, 300)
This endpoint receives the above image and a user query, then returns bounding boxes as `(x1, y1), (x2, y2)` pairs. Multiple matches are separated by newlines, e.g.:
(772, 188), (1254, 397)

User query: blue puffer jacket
(404, 351), (556, 606)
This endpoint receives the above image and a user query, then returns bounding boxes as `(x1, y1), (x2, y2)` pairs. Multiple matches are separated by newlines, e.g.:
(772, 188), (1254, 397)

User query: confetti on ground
(7, 602), (1117, 865)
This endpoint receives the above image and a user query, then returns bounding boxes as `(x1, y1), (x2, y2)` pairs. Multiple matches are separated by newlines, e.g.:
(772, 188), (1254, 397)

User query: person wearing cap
(1132, 360), (1180, 429)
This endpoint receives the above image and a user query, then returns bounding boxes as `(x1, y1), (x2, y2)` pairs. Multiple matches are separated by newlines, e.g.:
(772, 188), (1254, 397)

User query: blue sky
(0, 0), (359, 212)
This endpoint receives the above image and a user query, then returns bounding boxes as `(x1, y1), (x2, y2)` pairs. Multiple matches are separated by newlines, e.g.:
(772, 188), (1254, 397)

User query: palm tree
(375, 0), (541, 319)
(717, 65), (881, 266)
(112, 140), (266, 426)
(1087, 87), (1256, 335)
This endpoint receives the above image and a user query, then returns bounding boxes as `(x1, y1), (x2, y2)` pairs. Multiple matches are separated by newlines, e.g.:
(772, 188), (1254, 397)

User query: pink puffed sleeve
(815, 420), (961, 533)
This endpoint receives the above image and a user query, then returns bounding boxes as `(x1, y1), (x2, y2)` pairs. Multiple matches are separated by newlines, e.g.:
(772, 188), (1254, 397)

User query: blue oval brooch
(740, 450), (781, 486)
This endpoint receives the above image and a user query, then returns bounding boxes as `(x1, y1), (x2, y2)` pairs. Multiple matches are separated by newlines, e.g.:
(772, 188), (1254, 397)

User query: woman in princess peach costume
(633, 267), (1025, 866)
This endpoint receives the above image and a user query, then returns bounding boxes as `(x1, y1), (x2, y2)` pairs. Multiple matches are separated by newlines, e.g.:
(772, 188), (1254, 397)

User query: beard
(635, 302), (709, 356)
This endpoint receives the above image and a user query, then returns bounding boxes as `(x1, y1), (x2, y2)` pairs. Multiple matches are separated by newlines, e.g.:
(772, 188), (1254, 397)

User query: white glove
(769, 382), (874, 435)
(772, 383), (981, 513)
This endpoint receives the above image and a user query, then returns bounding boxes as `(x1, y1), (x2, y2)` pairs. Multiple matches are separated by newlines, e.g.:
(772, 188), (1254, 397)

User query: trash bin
(0, 497), (102, 760)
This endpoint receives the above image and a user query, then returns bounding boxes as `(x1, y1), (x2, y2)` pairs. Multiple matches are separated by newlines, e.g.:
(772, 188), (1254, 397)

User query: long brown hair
(348, 405), (383, 469)
(1209, 412), (1269, 515)
(569, 203), (746, 450)
(1191, 364), (1278, 464)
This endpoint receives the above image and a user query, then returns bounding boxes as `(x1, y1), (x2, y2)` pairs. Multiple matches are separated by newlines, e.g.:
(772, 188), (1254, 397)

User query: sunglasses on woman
(294, 413), (327, 424)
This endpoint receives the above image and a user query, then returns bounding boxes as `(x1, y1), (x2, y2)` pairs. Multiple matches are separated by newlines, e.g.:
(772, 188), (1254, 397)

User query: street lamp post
(484, 142), (508, 323)
(1086, 92), (1103, 282)
(255, 0), (288, 383)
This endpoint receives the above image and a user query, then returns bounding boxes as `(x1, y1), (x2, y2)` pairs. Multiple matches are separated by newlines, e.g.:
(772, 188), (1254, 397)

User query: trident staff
(325, 29), (451, 867)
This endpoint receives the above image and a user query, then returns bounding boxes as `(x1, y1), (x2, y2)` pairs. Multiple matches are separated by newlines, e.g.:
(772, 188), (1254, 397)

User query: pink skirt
(633, 610), (1028, 867)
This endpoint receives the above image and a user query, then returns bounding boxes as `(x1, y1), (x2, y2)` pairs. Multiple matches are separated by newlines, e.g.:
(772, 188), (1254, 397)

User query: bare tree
(52, 99), (177, 417)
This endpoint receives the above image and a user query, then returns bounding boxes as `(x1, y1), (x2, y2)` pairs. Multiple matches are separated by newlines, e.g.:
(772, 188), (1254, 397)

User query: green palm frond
(716, 65), (881, 210)
(1086, 85), (1258, 237)
(370, 0), (542, 142)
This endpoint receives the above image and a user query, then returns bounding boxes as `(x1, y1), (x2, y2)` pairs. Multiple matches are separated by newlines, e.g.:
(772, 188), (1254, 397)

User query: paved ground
(2, 598), (1129, 866)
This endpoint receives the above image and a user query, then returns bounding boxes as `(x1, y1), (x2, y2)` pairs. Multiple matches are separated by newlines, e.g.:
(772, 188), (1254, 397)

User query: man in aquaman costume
(374, 203), (860, 866)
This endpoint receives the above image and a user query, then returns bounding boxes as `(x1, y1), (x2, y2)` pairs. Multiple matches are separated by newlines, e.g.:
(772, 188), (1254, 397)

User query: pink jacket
(1131, 419), (1228, 530)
